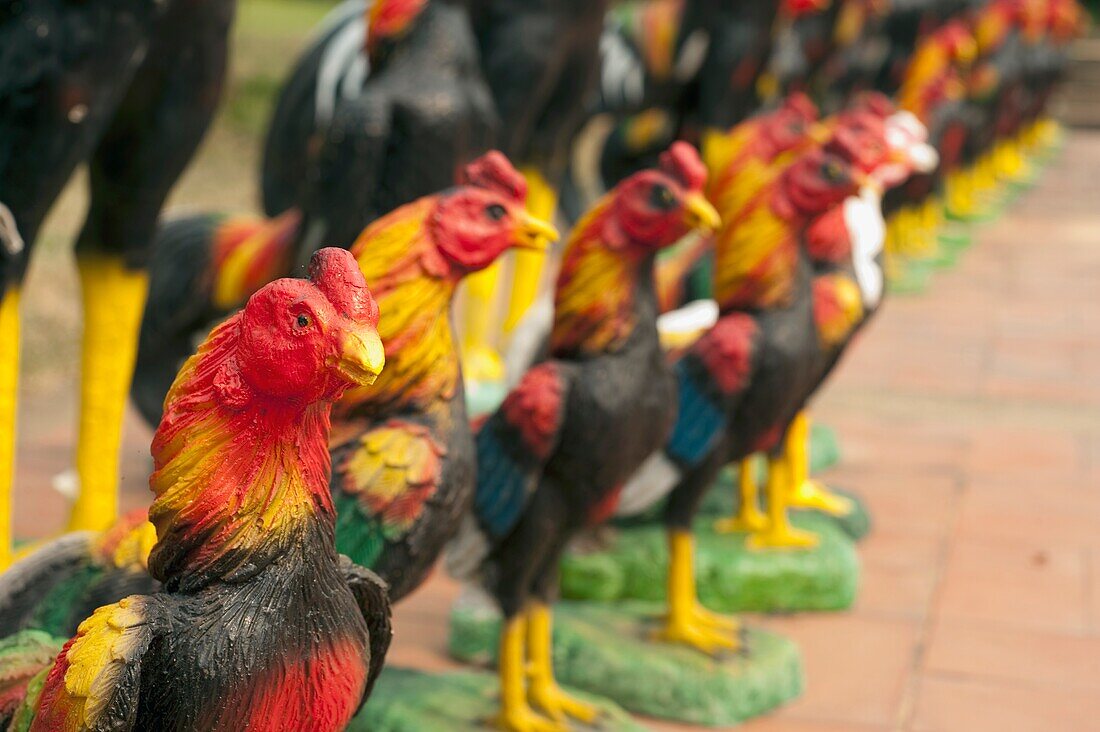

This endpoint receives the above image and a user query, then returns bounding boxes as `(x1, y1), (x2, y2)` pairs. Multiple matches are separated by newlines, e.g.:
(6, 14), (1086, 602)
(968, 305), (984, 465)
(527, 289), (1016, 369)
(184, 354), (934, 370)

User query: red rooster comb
(462, 151), (527, 204)
(783, 92), (820, 123)
(308, 247), (380, 326)
(783, 0), (831, 17)
(659, 142), (706, 193)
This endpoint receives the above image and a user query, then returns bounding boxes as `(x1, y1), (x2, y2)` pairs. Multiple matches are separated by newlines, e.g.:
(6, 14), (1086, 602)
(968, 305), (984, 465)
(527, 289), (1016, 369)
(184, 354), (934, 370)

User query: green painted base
(886, 258), (935, 294)
(350, 667), (648, 731)
(449, 600), (803, 727)
(938, 225), (972, 251)
(561, 512), (859, 612)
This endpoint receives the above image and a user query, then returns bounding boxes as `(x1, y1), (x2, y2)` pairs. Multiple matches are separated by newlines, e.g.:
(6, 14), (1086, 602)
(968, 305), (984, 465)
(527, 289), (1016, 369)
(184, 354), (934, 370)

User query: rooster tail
(0, 630), (63, 730)
(0, 513), (159, 638)
(615, 450), (683, 517)
(135, 210), (301, 427)
(134, 212), (227, 426)
(0, 533), (97, 636)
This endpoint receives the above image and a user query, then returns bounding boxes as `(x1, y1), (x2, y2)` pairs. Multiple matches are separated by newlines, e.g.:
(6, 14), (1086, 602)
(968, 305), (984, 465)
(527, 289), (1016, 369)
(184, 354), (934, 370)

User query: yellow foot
(462, 344), (505, 384)
(691, 602), (740, 633)
(529, 681), (600, 726)
(714, 507), (768, 534)
(494, 707), (568, 732)
(789, 479), (854, 517)
(747, 524), (820, 551)
(653, 607), (742, 655)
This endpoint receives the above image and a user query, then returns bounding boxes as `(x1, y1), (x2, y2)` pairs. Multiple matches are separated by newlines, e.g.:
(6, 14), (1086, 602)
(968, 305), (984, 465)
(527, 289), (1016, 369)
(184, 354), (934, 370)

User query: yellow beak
(808, 122), (833, 145)
(682, 193), (721, 234)
(335, 328), (386, 386)
(514, 212), (560, 252)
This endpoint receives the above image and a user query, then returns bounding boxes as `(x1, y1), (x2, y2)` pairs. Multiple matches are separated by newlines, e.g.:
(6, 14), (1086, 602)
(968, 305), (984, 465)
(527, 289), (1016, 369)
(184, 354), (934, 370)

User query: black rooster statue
(0, 0), (236, 566)
(448, 142), (719, 731)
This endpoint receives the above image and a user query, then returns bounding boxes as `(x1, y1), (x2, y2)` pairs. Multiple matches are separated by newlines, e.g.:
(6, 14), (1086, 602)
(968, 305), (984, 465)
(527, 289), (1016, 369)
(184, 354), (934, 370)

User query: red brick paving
(10, 131), (1100, 730)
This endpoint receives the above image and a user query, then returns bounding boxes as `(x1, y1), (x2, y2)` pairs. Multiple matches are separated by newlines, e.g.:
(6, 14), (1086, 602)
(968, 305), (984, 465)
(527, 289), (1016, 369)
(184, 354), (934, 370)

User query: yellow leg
(503, 168), (557, 334)
(461, 262), (506, 383)
(653, 529), (740, 655)
(746, 455), (819, 550)
(68, 256), (149, 532)
(786, 412), (853, 517)
(527, 603), (600, 725)
(495, 613), (563, 732)
(714, 456), (768, 533)
(0, 288), (19, 569)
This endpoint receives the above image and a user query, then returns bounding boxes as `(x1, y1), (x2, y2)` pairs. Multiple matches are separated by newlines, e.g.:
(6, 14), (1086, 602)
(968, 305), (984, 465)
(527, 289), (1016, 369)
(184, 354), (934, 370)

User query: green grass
(225, 0), (339, 136)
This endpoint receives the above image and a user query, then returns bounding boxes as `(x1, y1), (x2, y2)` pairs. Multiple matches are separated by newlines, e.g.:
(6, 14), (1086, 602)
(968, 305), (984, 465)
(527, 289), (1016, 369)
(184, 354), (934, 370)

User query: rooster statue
(0, 0), (235, 566)
(265, 0), (497, 262)
(133, 0), (496, 414)
(615, 110), (936, 653)
(0, 248), (393, 731)
(251, 0), (609, 383)
(12, 152), (557, 637)
(448, 142), (719, 732)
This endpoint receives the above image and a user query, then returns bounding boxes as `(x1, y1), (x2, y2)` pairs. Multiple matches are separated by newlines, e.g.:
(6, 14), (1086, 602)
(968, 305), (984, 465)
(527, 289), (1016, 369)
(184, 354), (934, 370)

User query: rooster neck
(148, 386), (339, 592)
(712, 185), (806, 312)
(339, 206), (461, 413)
(549, 203), (650, 359)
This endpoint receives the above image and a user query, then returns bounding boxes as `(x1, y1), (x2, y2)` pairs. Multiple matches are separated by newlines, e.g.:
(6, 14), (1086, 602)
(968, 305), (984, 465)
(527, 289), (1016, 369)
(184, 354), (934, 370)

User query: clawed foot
(747, 524), (820, 551)
(529, 680), (600, 726)
(714, 506), (768, 534)
(788, 479), (854, 517)
(653, 605), (742, 655)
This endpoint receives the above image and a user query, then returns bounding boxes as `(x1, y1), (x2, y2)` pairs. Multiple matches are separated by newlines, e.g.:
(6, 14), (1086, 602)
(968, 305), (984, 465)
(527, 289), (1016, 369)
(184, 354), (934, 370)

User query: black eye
(822, 161), (845, 182)
(649, 184), (676, 210)
(296, 313), (312, 329)
(485, 204), (507, 221)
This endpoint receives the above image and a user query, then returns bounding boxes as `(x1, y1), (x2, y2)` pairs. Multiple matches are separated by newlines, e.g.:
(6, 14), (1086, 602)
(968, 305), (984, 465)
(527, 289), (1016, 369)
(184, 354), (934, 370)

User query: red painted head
(602, 142), (720, 253)
(826, 110), (892, 174)
(773, 149), (863, 221)
(429, 151), (559, 274)
(758, 93), (821, 158)
(233, 248), (384, 405)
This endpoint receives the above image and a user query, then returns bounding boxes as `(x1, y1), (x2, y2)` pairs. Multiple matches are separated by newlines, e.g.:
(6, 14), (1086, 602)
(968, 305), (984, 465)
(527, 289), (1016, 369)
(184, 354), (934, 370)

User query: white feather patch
(657, 299), (718, 339)
(315, 2), (370, 126)
(844, 189), (886, 309)
(616, 451), (682, 517)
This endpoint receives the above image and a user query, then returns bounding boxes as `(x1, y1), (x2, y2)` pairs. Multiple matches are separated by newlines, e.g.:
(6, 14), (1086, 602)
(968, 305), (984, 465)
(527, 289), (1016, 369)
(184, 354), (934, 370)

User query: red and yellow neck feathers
(713, 151), (859, 311)
(148, 249), (382, 589)
(712, 187), (801, 312)
(550, 197), (645, 357)
(337, 197), (460, 414)
(704, 95), (820, 222)
(897, 23), (974, 121)
(147, 315), (337, 588)
(551, 143), (713, 357)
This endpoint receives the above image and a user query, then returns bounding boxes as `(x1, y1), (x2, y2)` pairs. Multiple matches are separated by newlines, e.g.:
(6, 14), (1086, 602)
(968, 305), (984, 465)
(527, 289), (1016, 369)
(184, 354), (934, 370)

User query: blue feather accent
(473, 415), (532, 539)
(666, 360), (724, 466)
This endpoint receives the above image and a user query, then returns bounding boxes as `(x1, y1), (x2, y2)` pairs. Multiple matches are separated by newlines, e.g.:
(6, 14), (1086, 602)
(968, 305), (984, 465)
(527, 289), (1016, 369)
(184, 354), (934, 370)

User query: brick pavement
(10, 131), (1100, 732)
